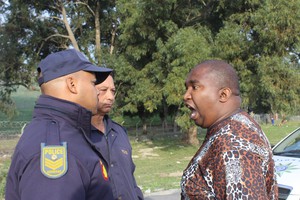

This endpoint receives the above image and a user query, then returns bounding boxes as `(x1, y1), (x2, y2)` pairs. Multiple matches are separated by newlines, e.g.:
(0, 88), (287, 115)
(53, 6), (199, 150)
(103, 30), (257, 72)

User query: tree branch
(44, 33), (70, 41)
(0, 82), (30, 89)
(74, 1), (95, 16)
(50, 16), (63, 22)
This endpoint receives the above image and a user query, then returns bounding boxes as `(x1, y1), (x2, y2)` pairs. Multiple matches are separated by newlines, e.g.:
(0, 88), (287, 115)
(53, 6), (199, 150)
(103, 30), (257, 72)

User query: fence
(252, 114), (300, 125)
(0, 121), (28, 138)
(0, 115), (299, 138)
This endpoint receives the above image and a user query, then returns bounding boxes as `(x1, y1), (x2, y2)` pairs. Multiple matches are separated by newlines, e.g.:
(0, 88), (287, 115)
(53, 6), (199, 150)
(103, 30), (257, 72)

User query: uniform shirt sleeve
(124, 135), (143, 200)
(106, 123), (144, 200)
(131, 163), (144, 200)
(136, 188), (144, 200)
(6, 150), (89, 200)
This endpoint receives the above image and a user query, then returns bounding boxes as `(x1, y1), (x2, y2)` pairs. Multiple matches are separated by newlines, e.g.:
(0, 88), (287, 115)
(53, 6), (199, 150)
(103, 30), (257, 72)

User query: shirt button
(111, 164), (114, 167)
(118, 197), (122, 200)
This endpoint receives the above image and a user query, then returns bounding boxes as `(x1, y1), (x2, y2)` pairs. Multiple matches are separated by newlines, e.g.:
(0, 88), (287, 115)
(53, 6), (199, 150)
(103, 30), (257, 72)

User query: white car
(272, 127), (300, 200)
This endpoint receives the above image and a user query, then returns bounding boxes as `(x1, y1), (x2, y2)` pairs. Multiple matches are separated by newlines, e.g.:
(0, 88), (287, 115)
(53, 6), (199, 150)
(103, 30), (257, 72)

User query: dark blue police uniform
(5, 95), (114, 200)
(91, 115), (144, 200)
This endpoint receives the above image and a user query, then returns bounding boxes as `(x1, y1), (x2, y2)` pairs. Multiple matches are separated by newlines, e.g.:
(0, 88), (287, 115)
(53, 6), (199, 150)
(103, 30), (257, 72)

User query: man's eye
(192, 85), (199, 90)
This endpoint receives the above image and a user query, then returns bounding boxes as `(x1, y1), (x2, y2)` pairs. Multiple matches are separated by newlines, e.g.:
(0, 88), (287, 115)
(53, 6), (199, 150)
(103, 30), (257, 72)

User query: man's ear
(219, 87), (231, 103)
(66, 76), (78, 94)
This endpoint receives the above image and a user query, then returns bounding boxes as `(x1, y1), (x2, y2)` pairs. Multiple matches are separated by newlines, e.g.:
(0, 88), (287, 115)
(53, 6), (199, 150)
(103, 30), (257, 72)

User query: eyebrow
(98, 86), (116, 90)
(190, 79), (199, 83)
(186, 79), (199, 85)
(184, 80), (198, 89)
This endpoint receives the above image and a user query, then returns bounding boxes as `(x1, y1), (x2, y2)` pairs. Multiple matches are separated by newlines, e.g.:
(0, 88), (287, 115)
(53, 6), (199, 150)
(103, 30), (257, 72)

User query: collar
(206, 109), (244, 138)
(34, 95), (92, 135)
(91, 115), (115, 135)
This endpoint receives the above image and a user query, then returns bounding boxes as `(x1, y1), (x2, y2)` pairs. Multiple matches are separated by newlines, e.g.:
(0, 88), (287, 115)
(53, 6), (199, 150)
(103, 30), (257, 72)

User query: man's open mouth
(185, 103), (197, 120)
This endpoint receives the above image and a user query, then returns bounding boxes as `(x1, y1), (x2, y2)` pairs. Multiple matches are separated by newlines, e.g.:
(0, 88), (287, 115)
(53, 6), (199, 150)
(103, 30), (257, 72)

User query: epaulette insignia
(41, 142), (68, 179)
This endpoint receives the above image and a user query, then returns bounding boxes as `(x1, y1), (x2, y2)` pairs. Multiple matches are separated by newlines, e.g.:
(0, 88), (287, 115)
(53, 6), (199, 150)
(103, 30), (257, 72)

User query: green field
(0, 87), (299, 198)
(1, 123), (299, 198)
(0, 86), (40, 122)
(132, 121), (300, 193)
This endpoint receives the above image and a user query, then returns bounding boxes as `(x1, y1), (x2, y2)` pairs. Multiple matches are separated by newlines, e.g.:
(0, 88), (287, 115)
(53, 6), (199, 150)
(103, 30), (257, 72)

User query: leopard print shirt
(181, 111), (278, 200)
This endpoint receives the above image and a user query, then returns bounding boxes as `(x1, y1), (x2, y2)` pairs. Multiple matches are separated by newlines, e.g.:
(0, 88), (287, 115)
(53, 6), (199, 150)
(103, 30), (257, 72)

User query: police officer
(5, 49), (114, 200)
(91, 74), (144, 200)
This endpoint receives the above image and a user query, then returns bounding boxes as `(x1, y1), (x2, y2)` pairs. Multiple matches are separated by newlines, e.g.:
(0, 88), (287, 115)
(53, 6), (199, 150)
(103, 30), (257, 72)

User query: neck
(91, 114), (105, 133)
(210, 107), (241, 129)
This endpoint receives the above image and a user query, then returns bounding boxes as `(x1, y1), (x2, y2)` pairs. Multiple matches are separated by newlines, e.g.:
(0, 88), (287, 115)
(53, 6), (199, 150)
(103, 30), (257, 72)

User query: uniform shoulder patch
(41, 142), (68, 179)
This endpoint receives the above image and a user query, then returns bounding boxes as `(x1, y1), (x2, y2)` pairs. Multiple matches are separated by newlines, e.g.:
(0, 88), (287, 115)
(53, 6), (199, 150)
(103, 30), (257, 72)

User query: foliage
(0, 0), (299, 134)
(0, 0), (118, 118)
(213, 0), (300, 114)
(0, 0), (38, 118)
(115, 0), (215, 134)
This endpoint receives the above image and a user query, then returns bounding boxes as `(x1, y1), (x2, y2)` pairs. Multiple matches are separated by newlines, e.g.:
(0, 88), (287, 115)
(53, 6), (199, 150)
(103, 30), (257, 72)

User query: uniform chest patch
(41, 142), (68, 179)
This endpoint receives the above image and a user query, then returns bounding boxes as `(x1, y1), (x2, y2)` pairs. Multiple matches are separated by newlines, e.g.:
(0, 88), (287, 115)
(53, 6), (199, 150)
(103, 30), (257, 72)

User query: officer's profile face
(75, 71), (99, 115)
(95, 75), (115, 115)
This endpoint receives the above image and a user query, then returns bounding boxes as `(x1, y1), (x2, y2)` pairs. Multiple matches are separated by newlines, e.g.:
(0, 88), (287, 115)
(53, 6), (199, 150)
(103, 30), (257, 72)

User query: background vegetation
(0, 0), (299, 143)
(0, 0), (300, 198)
(0, 87), (299, 199)
(1, 118), (299, 198)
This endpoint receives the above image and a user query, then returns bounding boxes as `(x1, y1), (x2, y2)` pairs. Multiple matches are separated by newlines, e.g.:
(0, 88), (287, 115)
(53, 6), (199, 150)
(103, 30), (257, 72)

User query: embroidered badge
(99, 160), (109, 181)
(41, 142), (68, 179)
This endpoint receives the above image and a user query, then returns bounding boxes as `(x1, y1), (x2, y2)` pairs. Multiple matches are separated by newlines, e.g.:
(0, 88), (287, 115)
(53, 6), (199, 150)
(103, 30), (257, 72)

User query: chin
(91, 109), (98, 115)
(194, 120), (202, 127)
(194, 120), (206, 128)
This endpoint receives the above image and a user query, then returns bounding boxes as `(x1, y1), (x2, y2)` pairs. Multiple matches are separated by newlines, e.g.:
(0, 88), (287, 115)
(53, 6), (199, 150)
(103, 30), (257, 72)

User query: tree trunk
(183, 126), (199, 146)
(110, 26), (116, 55)
(142, 123), (147, 135)
(95, 1), (101, 63)
(60, 2), (79, 50)
(173, 120), (178, 133)
(159, 97), (168, 131)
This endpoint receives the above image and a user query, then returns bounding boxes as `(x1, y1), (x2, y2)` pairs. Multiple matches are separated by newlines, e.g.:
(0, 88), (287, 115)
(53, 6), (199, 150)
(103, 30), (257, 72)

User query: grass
(0, 87), (300, 198)
(131, 121), (300, 194)
(261, 121), (300, 145)
(0, 123), (299, 198)
(131, 134), (200, 193)
(0, 160), (10, 199)
(0, 86), (40, 122)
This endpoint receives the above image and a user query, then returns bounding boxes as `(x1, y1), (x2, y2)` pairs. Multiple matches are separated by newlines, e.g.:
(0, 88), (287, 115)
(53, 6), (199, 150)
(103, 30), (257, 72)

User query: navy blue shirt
(5, 95), (114, 200)
(91, 115), (144, 200)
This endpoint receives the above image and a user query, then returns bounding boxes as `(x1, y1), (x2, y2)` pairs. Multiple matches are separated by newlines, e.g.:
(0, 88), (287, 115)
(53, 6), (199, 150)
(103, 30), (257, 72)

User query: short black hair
(198, 60), (240, 95)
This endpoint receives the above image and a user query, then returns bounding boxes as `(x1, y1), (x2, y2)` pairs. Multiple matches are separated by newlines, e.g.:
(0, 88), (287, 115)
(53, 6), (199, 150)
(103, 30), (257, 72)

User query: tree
(155, 27), (212, 145)
(115, 0), (213, 143)
(213, 0), (300, 116)
(1, 0), (299, 144)
(0, 0), (118, 119)
(0, 0), (37, 119)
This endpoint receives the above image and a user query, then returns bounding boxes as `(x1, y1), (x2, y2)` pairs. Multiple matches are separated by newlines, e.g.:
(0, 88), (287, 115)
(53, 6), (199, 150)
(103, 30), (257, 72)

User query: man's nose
(183, 89), (191, 101)
(108, 90), (115, 100)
